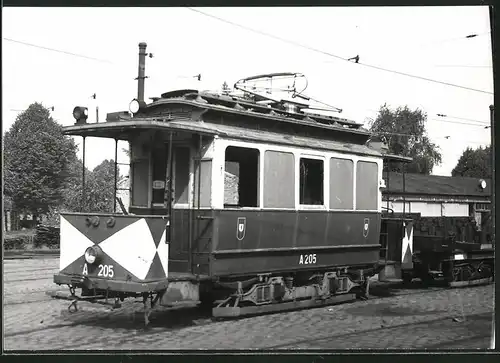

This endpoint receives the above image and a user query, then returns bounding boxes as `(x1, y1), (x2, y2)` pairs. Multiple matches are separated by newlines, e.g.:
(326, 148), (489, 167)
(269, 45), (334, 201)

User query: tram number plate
(98, 264), (114, 278)
(299, 254), (317, 265)
(83, 263), (115, 278)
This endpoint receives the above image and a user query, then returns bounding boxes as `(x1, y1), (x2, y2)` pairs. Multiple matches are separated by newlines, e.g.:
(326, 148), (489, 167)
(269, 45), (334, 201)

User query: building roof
(383, 172), (491, 197)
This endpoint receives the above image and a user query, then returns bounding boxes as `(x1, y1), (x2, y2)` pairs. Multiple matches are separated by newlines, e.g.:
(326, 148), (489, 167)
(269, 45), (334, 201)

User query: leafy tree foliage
(4, 103), (78, 216)
(61, 159), (122, 213)
(369, 104), (442, 174)
(86, 159), (119, 212)
(451, 145), (492, 179)
(60, 157), (89, 212)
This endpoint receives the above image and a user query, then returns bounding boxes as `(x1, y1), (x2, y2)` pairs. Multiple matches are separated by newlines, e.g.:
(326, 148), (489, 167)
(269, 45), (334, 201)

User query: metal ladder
(379, 219), (389, 263)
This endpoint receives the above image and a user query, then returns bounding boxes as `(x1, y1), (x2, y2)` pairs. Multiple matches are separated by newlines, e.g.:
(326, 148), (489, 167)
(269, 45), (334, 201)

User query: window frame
(129, 135), (153, 209)
(354, 158), (381, 212)
(172, 145), (192, 208)
(329, 156), (354, 210)
(150, 141), (169, 208)
(297, 154), (327, 210)
(222, 144), (261, 210)
(263, 150), (296, 209)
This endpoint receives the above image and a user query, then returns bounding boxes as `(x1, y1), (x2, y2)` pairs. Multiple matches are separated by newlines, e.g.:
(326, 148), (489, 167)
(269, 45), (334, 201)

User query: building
(382, 172), (491, 219)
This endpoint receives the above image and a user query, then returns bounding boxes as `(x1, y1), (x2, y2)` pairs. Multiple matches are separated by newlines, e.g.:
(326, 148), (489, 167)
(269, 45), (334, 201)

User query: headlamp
(129, 99), (141, 114)
(84, 246), (102, 265)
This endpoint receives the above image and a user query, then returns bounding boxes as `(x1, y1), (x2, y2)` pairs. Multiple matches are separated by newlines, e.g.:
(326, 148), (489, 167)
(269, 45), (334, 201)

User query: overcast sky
(2, 6), (493, 176)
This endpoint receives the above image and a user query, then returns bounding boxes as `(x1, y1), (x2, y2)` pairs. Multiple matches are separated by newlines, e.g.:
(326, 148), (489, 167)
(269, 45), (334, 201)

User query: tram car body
(53, 43), (414, 323)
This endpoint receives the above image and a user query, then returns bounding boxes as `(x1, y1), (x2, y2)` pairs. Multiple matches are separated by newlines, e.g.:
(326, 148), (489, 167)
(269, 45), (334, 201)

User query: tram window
(151, 143), (168, 205)
(300, 158), (324, 205)
(356, 161), (378, 210)
(264, 151), (295, 208)
(174, 147), (190, 204)
(224, 146), (260, 208)
(330, 158), (353, 209)
(130, 140), (149, 207)
(131, 160), (149, 207)
(194, 160), (212, 208)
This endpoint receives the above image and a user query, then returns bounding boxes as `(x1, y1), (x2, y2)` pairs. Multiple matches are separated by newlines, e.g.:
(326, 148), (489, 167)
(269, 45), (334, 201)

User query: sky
(2, 6), (493, 177)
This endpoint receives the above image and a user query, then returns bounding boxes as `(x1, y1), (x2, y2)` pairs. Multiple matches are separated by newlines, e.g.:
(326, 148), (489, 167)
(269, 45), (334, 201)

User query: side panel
(211, 210), (381, 276)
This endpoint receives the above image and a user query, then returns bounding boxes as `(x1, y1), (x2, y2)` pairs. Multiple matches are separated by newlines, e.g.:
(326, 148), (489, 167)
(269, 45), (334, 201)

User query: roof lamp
(479, 179), (487, 189)
(73, 106), (88, 124)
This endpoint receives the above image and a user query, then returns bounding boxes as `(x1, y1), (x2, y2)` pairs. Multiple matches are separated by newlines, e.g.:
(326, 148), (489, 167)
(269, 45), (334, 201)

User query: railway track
(39, 280), (491, 329)
(3, 256), (493, 337)
(4, 264), (493, 350)
(266, 311), (494, 350)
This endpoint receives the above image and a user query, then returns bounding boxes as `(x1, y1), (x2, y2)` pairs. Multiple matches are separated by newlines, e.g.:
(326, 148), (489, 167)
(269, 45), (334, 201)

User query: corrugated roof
(383, 172), (491, 197)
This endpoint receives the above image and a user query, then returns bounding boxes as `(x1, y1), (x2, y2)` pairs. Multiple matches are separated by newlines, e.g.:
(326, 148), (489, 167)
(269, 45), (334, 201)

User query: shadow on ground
(368, 279), (447, 298)
(57, 302), (214, 333)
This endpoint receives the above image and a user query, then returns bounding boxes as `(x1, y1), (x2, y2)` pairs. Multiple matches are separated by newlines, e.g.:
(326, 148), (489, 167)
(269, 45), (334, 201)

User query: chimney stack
(137, 42), (147, 103)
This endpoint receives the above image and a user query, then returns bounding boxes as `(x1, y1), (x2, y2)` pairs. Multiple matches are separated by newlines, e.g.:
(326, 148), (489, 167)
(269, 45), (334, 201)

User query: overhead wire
(435, 114), (489, 124)
(413, 31), (491, 49)
(360, 107), (491, 128)
(434, 64), (492, 68)
(352, 31), (493, 69)
(427, 118), (490, 128)
(3, 31), (492, 130)
(186, 7), (493, 95)
(373, 130), (490, 146)
(3, 37), (114, 64)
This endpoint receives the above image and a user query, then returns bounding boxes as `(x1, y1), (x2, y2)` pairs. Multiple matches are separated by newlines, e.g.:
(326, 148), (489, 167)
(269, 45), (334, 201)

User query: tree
(451, 145), (491, 178)
(4, 103), (78, 217)
(60, 157), (89, 212)
(61, 158), (122, 213)
(85, 159), (119, 213)
(369, 104), (442, 174)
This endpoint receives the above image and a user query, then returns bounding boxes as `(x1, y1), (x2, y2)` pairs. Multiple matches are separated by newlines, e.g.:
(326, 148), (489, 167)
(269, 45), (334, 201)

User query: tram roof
(63, 118), (383, 158)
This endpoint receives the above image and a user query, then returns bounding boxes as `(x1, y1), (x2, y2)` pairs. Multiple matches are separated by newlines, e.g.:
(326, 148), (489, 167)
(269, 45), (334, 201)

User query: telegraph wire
(186, 8), (493, 95)
(3, 37), (114, 64)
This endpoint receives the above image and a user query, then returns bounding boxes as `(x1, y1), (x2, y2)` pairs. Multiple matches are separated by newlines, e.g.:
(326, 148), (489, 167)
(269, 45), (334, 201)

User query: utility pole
(91, 93), (99, 123)
(489, 104), (495, 249)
